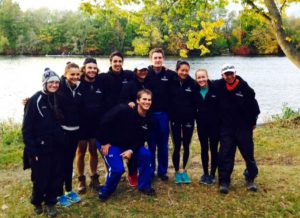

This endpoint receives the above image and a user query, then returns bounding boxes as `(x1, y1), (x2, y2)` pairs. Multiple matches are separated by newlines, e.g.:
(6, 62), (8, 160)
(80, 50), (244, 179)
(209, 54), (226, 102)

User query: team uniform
(169, 73), (196, 180)
(147, 66), (175, 179)
(97, 104), (153, 200)
(56, 76), (83, 198)
(216, 75), (260, 187)
(22, 91), (64, 208)
(195, 80), (220, 184)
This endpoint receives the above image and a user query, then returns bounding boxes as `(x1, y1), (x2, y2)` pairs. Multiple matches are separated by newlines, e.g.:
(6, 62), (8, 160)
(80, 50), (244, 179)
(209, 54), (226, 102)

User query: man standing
(217, 64), (260, 194)
(147, 48), (175, 181)
(97, 90), (155, 201)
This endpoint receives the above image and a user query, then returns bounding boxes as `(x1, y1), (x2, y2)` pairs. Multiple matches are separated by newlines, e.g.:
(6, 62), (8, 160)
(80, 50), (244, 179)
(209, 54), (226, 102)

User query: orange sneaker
(127, 173), (138, 187)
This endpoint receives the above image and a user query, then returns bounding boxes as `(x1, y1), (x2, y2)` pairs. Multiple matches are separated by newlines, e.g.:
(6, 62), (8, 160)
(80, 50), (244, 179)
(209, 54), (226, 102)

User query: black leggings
(170, 120), (194, 172)
(197, 124), (219, 176)
(58, 130), (79, 195)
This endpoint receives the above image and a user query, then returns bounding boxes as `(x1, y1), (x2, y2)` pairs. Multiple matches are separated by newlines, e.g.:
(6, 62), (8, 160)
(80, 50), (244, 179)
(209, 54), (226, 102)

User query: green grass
(1, 119), (300, 217)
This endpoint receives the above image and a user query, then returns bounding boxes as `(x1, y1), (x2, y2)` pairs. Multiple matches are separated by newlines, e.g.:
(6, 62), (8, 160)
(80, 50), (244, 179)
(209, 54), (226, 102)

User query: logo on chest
(161, 76), (168, 81)
(235, 92), (244, 97)
(185, 87), (192, 92)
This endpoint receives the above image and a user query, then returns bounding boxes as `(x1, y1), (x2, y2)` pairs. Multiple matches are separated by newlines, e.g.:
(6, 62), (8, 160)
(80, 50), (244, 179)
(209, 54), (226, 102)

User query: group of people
(22, 48), (260, 217)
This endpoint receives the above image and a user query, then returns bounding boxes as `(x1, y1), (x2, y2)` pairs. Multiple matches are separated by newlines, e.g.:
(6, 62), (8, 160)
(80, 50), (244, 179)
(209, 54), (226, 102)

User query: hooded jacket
(22, 91), (65, 158)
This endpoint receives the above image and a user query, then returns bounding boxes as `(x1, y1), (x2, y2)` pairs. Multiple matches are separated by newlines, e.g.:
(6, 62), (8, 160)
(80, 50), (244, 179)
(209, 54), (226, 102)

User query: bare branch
(244, 0), (271, 21)
(280, 0), (287, 14)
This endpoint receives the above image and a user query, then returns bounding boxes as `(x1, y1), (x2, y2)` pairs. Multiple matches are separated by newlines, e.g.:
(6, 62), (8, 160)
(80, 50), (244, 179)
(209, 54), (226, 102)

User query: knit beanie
(42, 68), (60, 92)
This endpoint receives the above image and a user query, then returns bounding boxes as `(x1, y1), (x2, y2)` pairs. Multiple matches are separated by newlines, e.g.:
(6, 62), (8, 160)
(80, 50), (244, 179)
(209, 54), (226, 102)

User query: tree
(244, 0), (300, 68)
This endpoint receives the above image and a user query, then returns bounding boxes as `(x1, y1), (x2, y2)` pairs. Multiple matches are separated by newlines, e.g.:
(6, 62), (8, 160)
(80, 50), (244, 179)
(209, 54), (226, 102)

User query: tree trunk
(264, 0), (300, 68)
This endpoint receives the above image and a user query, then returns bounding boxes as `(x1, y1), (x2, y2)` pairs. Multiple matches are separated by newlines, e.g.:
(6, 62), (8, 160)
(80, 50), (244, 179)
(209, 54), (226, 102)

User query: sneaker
(57, 195), (71, 207)
(98, 189), (109, 202)
(45, 205), (57, 218)
(158, 174), (169, 181)
(199, 175), (213, 185)
(89, 174), (100, 190)
(34, 205), (43, 215)
(181, 172), (191, 184)
(209, 175), (216, 184)
(174, 172), (182, 184)
(219, 184), (229, 194)
(78, 175), (87, 194)
(139, 187), (156, 196)
(127, 173), (138, 187)
(66, 191), (81, 203)
(246, 180), (257, 192)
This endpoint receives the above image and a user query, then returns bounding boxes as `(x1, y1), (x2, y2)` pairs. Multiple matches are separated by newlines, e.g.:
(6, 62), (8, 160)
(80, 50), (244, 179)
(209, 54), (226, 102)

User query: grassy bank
(0, 118), (300, 217)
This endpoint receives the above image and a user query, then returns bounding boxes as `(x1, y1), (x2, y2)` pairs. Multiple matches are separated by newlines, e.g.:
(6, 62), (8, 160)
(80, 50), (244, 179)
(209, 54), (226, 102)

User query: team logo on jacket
(161, 76), (168, 81)
(141, 124), (148, 130)
(211, 94), (216, 98)
(96, 89), (102, 94)
(122, 79), (128, 84)
(77, 92), (82, 96)
(185, 87), (192, 92)
(41, 106), (47, 109)
(185, 123), (193, 128)
(235, 92), (244, 97)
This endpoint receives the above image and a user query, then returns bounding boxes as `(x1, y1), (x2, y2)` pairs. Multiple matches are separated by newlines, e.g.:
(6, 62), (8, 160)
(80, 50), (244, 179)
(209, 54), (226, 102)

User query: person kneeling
(97, 89), (155, 201)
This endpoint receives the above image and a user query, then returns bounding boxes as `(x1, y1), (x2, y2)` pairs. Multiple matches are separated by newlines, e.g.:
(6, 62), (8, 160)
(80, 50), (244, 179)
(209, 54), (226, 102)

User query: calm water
(1, 56), (299, 123)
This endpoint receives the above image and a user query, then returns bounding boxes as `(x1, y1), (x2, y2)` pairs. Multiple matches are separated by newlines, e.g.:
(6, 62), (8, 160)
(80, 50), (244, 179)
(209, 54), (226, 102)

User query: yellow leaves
(132, 37), (150, 56)
(179, 49), (188, 58)
(286, 36), (292, 42)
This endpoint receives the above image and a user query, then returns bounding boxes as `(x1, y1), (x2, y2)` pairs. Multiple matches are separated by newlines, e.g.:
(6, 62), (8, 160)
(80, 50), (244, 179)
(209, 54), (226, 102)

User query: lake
(0, 56), (299, 123)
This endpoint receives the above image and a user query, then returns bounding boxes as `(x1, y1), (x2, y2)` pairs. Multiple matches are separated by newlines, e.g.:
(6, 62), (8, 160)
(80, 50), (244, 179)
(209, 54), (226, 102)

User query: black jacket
(147, 66), (175, 112)
(22, 91), (65, 158)
(169, 74), (197, 122)
(80, 76), (105, 129)
(195, 80), (220, 129)
(101, 68), (134, 111)
(56, 77), (83, 128)
(119, 77), (148, 105)
(98, 104), (150, 153)
(215, 76), (260, 129)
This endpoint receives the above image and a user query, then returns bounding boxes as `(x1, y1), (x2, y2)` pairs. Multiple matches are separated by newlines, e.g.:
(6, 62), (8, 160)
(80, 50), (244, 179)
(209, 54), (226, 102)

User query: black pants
(170, 119), (194, 171)
(30, 153), (61, 206)
(218, 128), (258, 185)
(197, 122), (219, 176)
(58, 130), (79, 195)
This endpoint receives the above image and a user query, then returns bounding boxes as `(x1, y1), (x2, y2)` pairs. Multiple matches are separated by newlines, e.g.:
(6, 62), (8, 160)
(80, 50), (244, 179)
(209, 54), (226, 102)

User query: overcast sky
(14, 0), (300, 17)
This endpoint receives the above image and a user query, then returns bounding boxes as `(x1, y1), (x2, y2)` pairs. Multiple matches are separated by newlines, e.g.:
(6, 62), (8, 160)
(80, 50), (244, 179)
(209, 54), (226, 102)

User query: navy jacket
(56, 77), (83, 128)
(80, 76), (105, 136)
(147, 66), (175, 112)
(119, 77), (148, 105)
(101, 68), (134, 111)
(194, 80), (220, 131)
(215, 76), (260, 129)
(169, 74), (197, 122)
(98, 104), (150, 153)
(22, 91), (65, 157)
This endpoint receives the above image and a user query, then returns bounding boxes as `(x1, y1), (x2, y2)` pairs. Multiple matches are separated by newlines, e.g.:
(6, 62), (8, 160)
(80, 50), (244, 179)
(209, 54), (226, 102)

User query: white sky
(14, 0), (300, 17)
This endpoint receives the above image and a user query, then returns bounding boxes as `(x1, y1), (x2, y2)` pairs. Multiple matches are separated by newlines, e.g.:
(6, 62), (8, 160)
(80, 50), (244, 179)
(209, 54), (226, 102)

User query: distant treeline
(0, 0), (299, 56)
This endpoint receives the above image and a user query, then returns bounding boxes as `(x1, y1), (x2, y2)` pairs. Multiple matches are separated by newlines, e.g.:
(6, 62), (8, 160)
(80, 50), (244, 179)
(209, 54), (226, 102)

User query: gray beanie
(42, 68), (60, 91)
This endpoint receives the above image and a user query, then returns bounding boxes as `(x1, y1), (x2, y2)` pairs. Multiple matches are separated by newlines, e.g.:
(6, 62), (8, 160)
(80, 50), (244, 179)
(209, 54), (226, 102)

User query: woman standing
(169, 60), (196, 184)
(56, 62), (83, 206)
(195, 69), (220, 185)
(22, 68), (64, 217)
